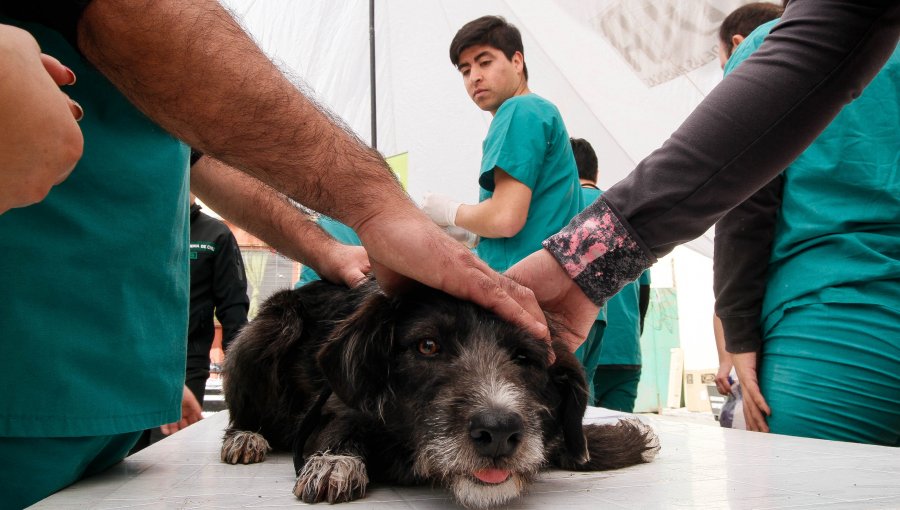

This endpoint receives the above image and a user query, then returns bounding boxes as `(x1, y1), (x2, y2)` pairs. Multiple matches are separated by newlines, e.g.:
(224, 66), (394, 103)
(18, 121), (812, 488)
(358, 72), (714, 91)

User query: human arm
(75, 0), (547, 340)
(421, 167), (531, 239)
(713, 314), (732, 395)
(454, 169), (532, 238)
(713, 182), (781, 431)
(0, 24), (83, 214)
(512, 0), (898, 338)
(159, 385), (204, 435)
(190, 156), (371, 288)
(713, 175), (783, 354)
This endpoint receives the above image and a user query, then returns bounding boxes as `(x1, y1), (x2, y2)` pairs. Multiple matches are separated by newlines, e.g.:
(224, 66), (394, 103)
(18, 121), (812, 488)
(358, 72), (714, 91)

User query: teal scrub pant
(761, 303), (900, 446)
(0, 431), (142, 509)
(593, 366), (641, 412)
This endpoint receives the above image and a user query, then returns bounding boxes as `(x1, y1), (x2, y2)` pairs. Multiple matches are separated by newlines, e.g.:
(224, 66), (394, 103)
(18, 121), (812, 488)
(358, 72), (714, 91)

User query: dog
(221, 279), (659, 509)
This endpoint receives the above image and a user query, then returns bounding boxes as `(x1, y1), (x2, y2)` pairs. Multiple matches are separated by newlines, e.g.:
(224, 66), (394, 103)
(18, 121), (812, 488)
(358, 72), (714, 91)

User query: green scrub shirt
(726, 21), (900, 444)
(477, 94), (583, 272)
(0, 20), (190, 437)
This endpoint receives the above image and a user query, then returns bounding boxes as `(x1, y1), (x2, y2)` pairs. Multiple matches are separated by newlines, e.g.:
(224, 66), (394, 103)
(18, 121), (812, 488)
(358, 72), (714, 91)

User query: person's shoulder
(496, 93), (560, 121)
(745, 18), (778, 49)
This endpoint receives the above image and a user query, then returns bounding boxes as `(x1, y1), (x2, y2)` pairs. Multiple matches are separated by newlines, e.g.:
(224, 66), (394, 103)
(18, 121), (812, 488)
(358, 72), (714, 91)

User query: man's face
(457, 44), (525, 114)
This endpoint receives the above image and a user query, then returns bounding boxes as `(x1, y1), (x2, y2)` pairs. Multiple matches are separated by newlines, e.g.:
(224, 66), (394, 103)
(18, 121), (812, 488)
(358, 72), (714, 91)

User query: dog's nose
(469, 410), (524, 458)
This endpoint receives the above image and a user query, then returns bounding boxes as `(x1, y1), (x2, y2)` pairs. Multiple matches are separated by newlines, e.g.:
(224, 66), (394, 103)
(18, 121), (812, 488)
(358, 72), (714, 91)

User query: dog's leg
(293, 452), (369, 504)
(221, 428), (272, 464)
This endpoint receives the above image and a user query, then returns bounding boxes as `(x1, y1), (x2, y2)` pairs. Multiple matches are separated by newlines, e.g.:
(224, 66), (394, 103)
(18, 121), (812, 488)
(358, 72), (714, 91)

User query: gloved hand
(445, 225), (479, 249)
(422, 192), (461, 227)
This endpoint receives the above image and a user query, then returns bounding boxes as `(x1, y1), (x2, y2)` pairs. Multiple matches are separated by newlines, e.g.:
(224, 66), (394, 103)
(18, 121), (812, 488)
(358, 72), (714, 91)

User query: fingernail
(64, 67), (77, 86)
(72, 100), (84, 121)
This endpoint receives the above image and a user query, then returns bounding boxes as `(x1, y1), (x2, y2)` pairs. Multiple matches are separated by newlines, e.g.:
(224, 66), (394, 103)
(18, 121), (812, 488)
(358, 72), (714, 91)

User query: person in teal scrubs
(594, 270), (650, 412)
(714, 19), (900, 445)
(569, 138), (649, 411)
(0, 15), (190, 508)
(422, 15), (582, 272)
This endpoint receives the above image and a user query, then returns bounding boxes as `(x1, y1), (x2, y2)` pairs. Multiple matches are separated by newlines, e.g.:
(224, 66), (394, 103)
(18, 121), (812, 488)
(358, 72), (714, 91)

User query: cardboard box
(683, 369), (717, 412)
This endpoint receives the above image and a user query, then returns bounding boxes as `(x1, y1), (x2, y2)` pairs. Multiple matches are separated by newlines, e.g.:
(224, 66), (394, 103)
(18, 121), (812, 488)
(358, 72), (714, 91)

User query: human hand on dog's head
(354, 207), (549, 342)
(505, 249), (599, 353)
(315, 244), (371, 288)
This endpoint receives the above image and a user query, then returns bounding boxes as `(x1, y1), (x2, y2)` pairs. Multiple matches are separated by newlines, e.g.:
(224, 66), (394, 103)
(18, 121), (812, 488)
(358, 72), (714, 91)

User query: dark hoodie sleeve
(544, 0), (900, 306)
(0, 1), (93, 49)
(713, 175), (784, 354)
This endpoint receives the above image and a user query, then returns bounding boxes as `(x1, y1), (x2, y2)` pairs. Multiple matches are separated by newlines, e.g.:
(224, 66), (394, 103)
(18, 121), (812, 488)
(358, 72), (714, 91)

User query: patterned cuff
(542, 198), (653, 306)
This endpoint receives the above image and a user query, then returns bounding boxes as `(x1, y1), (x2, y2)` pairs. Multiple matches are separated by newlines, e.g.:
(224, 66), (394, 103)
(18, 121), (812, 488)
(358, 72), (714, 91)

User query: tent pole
(369, 0), (377, 150)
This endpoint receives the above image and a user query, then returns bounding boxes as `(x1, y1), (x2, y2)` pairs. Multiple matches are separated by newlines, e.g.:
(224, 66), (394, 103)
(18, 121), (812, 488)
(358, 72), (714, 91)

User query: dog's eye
(417, 339), (441, 356)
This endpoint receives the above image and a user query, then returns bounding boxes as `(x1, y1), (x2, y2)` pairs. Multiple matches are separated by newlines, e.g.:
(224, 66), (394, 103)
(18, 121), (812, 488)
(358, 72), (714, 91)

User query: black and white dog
(221, 280), (659, 509)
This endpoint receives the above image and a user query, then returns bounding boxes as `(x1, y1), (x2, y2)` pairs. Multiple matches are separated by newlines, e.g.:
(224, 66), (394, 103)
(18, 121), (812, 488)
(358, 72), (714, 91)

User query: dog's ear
(548, 341), (590, 465)
(317, 291), (395, 417)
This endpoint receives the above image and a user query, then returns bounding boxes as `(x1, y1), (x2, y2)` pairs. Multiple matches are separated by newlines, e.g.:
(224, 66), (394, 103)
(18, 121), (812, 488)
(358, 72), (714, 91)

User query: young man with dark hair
(423, 15), (582, 273)
(717, 2), (784, 69)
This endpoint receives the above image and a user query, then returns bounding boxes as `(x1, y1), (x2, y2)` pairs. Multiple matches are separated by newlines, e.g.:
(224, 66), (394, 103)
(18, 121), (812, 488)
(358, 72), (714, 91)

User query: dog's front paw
(293, 453), (369, 504)
(221, 430), (271, 464)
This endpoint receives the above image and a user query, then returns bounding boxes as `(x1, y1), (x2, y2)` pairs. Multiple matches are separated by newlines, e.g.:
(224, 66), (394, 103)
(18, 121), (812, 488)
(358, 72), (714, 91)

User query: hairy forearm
(190, 156), (346, 270)
(77, 0), (411, 230)
(455, 171), (530, 238)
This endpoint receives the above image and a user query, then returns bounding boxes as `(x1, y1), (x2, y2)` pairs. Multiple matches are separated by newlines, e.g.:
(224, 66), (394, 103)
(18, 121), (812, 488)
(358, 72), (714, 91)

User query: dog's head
(318, 285), (590, 509)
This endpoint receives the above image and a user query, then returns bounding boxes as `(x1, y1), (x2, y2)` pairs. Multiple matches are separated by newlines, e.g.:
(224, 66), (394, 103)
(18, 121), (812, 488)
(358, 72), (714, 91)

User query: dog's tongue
(472, 468), (511, 484)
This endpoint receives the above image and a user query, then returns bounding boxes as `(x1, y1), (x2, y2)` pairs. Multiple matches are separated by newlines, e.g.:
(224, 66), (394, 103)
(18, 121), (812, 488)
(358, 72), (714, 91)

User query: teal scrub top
(477, 94), (583, 272)
(726, 21), (900, 335)
(600, 270), (650, 365)
(296, 215), (361, 286)
(0, 20), (190, 437)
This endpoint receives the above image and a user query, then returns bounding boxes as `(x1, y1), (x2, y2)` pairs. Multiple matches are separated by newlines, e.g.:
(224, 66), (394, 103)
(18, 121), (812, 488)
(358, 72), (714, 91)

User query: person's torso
(477, 94), (583, 271)
(0, 18), (190, 436)
(728, 22), (900, 331)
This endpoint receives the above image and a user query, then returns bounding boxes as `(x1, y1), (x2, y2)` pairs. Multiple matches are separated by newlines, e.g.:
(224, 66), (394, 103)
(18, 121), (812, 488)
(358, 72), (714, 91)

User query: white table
(31, 409), (900, 509)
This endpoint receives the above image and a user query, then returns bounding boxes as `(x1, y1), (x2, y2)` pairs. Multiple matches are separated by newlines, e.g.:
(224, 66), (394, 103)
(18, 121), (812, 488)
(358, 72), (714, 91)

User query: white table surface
(31, 409), (900, 509)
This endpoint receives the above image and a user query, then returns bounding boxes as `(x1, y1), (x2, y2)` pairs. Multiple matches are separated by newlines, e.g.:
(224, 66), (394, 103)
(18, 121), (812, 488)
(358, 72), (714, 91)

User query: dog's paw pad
(221, 430), (271, 464)
(294, 453), (369, 503)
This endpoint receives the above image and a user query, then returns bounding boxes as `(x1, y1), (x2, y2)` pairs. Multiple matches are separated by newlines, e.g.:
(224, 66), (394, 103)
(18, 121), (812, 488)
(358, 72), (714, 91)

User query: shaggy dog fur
(221, 280), (659, 508)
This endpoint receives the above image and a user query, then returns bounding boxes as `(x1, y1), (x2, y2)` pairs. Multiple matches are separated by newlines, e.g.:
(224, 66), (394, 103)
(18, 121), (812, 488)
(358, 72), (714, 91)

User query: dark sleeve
(713, 176), (784, 354)
(638, 284), (650, 334)
(212, 230), (250, 351)
(544, 0), (900, 305)
(190, 149), (204, 167)
(0, 1), (93, 49)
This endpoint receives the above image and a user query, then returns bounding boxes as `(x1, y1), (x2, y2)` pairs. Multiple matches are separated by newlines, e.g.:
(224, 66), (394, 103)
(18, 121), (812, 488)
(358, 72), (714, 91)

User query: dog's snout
(469, 410), (524, 458)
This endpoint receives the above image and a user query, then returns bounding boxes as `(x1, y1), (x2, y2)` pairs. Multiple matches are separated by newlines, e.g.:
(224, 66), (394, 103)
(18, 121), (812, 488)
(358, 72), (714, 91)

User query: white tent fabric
(220, 0), (756, 257)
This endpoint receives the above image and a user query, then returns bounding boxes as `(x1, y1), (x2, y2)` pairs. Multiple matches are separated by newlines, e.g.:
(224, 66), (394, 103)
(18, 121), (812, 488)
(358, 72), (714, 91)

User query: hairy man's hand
(505, 249), (598, 353)
(356, 208), (548, 343)
(317, 244), (371, 288)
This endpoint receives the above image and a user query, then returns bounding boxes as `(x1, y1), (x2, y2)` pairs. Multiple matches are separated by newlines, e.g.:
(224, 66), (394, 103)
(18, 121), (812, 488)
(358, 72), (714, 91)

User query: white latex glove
(445, 225), (479, 249)
(422, 192), (461, 227)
